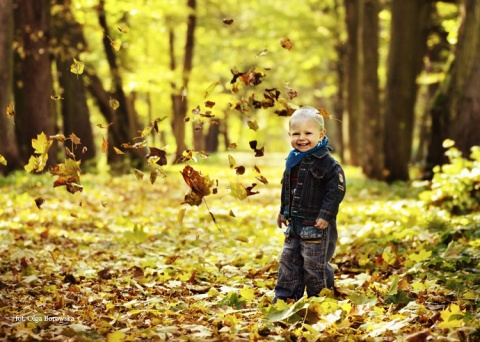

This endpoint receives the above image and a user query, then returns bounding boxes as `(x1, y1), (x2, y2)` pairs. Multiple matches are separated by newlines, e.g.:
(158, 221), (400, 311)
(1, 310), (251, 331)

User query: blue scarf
(285, 136), (329, 170)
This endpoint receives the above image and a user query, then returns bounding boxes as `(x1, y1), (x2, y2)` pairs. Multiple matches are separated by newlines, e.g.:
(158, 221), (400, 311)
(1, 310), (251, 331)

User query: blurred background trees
(0, 0), (479, 182)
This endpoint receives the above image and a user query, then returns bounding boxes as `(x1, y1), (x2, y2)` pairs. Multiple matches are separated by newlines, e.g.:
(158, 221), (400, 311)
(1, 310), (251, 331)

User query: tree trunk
(343, 0), (362, 165)
(449, 0), (480, 155)
(51, 0), (96, 163)
(13, 0), (56, 165)
(205, 120), (220, 152)
(0, 0), (22, 174)
(383, 0), (432, 182)
(360, 0), (382, 179)
(97, 0), (143, 166)
(170, 0), (196, 163)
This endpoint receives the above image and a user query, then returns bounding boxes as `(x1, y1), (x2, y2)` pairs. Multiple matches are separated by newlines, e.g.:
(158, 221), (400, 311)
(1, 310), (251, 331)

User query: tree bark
(170, 0), (196, 163)
(13, 0), (56, 165)
(343, 0), (362, 165)
(0, 0), (22, 174)
(383, 0), (433, 182)
(361, 0), (382, 179)
(425, 0), (480, 174)
(51, 0), (96, 163)
(449, 0), (480, 155)
(97, 0), (143, 166)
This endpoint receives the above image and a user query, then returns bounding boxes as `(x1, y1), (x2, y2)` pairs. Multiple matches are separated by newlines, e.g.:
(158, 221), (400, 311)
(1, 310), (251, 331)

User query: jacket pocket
(299, 225), (325, 240)
(310, 166), (327, 179)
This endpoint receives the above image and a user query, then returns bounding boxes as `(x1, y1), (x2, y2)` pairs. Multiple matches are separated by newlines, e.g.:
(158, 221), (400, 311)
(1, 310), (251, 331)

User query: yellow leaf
(113, 147), (124, 155)
(177, 208), (186, 224)
(229, 181), (247, 200)
(247, 120), (259, 131)
(134, 169), (144, 180)
(228, 154), (236, 168)
(106, 330), (125, 342)
(70, 58), (84, 75)
(204, 81), (219, 99)
(110, 97), (119, 110)
(32, 132), (53, 155)
(239, 286), (255, 301)
(6, 102), (15, 118)
(408, 249), (432, 263)
(438, 304), (464, 329)
(0, 154), (6, 166)
(382, 246), (397, 266)
(24, 156), (39, 173)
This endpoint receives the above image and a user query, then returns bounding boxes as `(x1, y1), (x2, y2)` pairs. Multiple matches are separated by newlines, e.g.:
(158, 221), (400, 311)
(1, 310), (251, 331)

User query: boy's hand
(277, 214), (287, 228)
(315, 218), (329, 230)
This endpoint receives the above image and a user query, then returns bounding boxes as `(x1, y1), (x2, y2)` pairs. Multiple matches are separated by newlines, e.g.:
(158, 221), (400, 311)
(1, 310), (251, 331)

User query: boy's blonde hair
(289, 106), (325, 130)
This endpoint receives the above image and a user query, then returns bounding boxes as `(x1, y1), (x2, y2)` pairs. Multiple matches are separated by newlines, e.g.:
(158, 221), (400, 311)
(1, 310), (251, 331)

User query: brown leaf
(180, 166), (214, 206)
(280, 37), (294, 51)
(146, 147), (168, 166)
(131, 266), (144, 278)
(256, 175), (268, 184)
(235, 166), (245, 175)
(223, 18), (234, 25)
(316, 107), (332, 120)
(34, 197), (45, 209)
(98, 267), (113, 280)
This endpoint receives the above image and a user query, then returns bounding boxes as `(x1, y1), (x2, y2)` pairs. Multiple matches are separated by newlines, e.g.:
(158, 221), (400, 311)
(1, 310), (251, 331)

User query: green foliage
(420, 141), (480, 215)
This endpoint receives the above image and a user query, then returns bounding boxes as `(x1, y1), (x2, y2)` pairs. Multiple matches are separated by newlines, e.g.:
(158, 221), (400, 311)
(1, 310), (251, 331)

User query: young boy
(274, 106), (346, 302)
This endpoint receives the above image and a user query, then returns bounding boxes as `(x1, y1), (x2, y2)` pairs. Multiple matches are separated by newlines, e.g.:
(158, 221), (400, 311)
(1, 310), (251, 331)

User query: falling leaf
(109, 97), (119, 110)
(107, 36), (121, 52)
(102, 136), (108, 153)
(24, 132), (53, 173)
(117, 25), (129, 33)
(249, 140), (264, 157)
(150, 168), (166, 184)
(50, 95), (63, 100)
(228, 155), (236, 168)
(0, 154), (6, 166)
(223, 18), (234, 25)
(178, 208), (186, 224)
(247, 120), (259, 131)
(204, 101), (215, 108)
(316, 107), (332, 120)
(180, 166), (214, 206)
(34, 197), (45, 209)
(65, 147), (75, 159)
(50, 134), (66, 142)
(32, 132), (53, 155)
(235, 166), (245, 175)
(181, 86), (188, 100)
(228, 143), (237, 150)
(204, 82), (219, 99)
(256, 49), (268, 58)
(229, 209), (236, 217)
(134, 169), (144, 180)
(256, 175), (268, 184)
(6, 103), (15, 118)
(97, 122), (114, 129)
(70, 58), (84, 75)
(50, 159), (83, 194)
(70, 133), (81, 145)
(280, 37), (294, 51)
(113, 147), (124, 155)
(146, 147), (168, 166)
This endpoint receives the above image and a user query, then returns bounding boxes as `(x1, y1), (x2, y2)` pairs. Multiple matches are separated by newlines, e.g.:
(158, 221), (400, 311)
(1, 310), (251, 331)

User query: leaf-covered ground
(1, 154), (479, 341)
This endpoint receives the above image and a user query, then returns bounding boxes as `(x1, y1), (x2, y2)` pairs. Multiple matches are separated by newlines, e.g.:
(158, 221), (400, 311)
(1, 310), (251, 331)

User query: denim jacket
(280, 146), (346, 223)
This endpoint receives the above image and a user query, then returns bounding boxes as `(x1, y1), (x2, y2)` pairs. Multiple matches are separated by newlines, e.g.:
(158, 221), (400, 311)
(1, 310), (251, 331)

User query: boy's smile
(289, 118), (326, 152)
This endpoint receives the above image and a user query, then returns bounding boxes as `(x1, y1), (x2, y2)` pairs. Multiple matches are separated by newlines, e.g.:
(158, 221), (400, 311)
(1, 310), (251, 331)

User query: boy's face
(289, 118), (326, 152)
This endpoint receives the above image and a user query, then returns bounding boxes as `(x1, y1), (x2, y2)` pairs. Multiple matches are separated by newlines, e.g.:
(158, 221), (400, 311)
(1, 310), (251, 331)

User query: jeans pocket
(300, 225), (325, 240)
(284, 224), (292, 238)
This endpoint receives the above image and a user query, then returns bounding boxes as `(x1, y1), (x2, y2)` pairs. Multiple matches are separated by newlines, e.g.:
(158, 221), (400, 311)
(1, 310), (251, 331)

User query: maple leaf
(24, 132), (53, 173)
(50, 159), (83, 194)
(438, 304), (465, 329)
(180, 166), (214, 206)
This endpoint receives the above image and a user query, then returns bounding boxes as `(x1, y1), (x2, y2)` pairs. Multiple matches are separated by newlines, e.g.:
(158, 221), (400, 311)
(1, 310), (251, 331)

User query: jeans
(274, 217), (338, 301)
